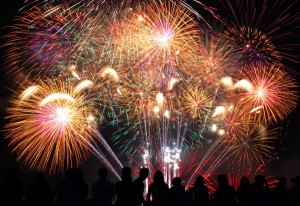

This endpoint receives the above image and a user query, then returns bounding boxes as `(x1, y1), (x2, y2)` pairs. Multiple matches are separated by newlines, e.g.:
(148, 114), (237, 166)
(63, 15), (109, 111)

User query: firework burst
(3, 1), (111, 81)
(221, 0), (300, 68)
(238, 64), (298, 124)
(113, 0), (202, 73)
(5, 78), (99, 173)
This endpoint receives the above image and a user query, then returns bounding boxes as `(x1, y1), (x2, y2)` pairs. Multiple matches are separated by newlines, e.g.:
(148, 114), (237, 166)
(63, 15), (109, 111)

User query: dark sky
(0, 0), (300, 189)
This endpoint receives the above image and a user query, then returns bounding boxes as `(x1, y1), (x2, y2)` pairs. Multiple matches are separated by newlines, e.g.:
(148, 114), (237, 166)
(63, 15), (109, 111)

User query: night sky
(0, 0), (300, 191)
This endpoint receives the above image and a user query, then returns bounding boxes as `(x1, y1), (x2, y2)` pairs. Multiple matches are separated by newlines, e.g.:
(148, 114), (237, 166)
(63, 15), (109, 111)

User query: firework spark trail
(93, 129), (123, 168)
(186, 136), (224, 186)
(78, 132), (121, 180)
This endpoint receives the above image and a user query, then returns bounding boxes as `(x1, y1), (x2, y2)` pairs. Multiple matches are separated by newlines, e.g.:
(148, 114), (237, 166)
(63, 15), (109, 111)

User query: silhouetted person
(290, 176), (300, 206)
(190, 176), (210, 206)
(26, 172), (52, 206)
(251, 175), (273, 206)
(147, 170), (169, 206)
(213, 174), (237, 206)
(183, 189), (194, 206)
(91, 167), (114, 206)
(0, 167), (23, 206)
(133, 167), (149, 206)
(53, 168), (88, 206)
(272, 177), (289, 206)
(236, 176), (252, 206)
(169, 177), (185, 206)
(115, 167), (134, 206)
(53, 168), (73, 206)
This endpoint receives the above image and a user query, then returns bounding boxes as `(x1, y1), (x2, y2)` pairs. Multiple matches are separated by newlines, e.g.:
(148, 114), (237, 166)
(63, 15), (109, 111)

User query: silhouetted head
(217, 174), (228, 187)
(121, 167), (132, 182)
(172, 177), (182, 187)
(239, 176), (250, 188)
(154, 170), (164, 184)
(139, 167), (149, 180)
(98, 167), (108, 179)
(36, 172), (45, 182)
(255, 175), (266, 186)
(194, 176), (205, 187)
(278, 177), (287, 187)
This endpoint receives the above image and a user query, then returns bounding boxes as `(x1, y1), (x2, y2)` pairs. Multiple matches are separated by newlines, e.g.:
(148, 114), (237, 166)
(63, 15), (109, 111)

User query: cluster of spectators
(1, 166), (300, 206)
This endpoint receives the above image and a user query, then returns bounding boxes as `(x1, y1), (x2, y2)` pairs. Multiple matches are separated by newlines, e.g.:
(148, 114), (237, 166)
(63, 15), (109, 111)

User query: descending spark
(156, 92), (164, 106)
(221, 77), (233, 88)
(40, 93), (75, 106)
(212, 106), (226, 117)
(20, 85), (39, 101)
(101, 68), (119, 82)
(69, 65), (80, 80)
(233, 80), (253, 91)
(74, 80), (93, 94)
(169, 78), (179, 90)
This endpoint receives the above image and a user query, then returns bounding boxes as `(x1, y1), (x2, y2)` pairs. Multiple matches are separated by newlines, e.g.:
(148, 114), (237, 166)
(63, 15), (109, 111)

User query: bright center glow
(219, 129), (225, 135)
(156, 30), (172, 47)
(211, 124), (217, 132)
(156, 92), (164, 106)
(257, 89), (264, 97)
(138, 15), (144, 22)
(164, 110), (170, 118)
(87, 115), (94, 121)
(153, 106), (160, 114)
(158, 34), (170, 43)
(56, 107), (71, 123)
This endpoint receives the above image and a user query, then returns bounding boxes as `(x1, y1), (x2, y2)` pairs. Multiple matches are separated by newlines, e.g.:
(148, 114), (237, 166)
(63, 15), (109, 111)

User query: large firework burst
(5, 78), (99, 173)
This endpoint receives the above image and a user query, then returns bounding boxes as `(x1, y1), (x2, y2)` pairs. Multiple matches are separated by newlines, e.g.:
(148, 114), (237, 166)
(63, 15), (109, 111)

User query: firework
(181, 85), (214, 122)
(238, 64), (298, 124)
(221, 0), (300, 68)
(5, 78), (99, 173)
(113, 0), (202, 74)
(224, 124), (277, 169)
(3, 1), (111, 81)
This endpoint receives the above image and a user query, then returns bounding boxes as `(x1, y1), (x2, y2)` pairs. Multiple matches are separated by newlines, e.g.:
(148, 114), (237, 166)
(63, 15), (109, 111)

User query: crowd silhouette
(0, 166), (300, 206)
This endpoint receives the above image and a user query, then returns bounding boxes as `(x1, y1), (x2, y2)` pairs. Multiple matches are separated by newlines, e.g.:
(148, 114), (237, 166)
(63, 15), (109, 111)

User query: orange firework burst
(3, 2), (110, 82)
(224, 26), (280, 66)
(238, 64), (298, 124)
(5, 78), (98, 173)
(114, 0), (201, 72)
(181, 84), (214, 122)
(212, 104), (252, 141)
(116, 71), (157, 123)
(197, 32), (240, 85)
(224, 125), (277, 169)
(221, 0), (300, 68)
